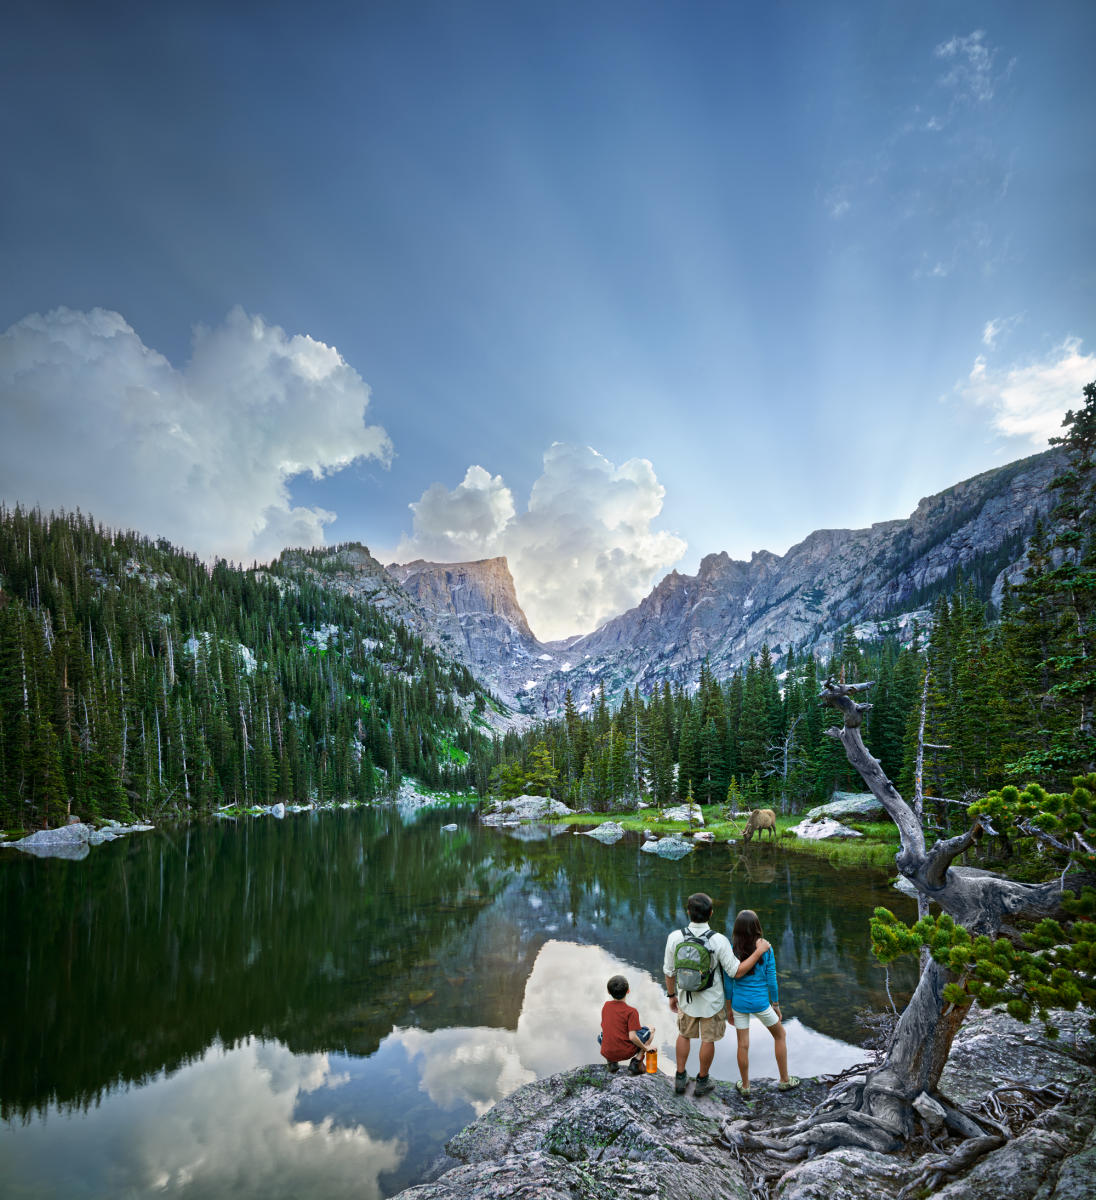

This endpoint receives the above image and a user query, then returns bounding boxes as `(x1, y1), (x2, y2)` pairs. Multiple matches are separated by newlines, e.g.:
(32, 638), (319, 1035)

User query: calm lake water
(0, 807), (916, 1199)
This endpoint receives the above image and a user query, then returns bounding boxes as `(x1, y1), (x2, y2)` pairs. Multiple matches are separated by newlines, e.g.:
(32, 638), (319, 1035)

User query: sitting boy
(599, 974), (654, 1074)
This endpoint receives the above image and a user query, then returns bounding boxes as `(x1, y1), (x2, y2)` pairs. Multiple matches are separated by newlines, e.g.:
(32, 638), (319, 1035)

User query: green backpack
(673, 928), (718, 996)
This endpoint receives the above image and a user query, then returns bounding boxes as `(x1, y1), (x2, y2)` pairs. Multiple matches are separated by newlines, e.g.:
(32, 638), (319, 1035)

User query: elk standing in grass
(742, 808), (777, 843)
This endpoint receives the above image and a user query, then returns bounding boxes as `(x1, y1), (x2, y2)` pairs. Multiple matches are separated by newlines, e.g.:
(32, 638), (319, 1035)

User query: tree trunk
(728, 678), (1084, 1161)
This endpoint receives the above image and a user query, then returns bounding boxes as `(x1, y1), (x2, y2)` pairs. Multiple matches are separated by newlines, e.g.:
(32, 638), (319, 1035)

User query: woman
(724, 909), (799, 1097)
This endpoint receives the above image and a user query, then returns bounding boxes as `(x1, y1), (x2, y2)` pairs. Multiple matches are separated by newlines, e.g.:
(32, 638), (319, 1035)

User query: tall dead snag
(724, 677), (1091, 1169)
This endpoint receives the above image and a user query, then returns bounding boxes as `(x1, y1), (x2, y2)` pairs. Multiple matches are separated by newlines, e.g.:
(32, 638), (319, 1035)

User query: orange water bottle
(645, 1047), (658, 1073)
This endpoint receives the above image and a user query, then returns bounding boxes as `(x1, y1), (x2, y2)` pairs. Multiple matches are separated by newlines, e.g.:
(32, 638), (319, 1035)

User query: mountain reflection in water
(0, 807), (915, 1198)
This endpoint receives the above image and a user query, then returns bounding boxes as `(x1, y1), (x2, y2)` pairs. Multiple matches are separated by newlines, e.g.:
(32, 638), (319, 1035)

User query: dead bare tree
(723, 677), (1091, 1178)
(763, 713), (806, 814)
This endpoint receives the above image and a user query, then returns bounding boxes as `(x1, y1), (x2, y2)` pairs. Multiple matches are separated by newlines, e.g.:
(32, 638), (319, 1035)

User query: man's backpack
(673, 928), (718, 996)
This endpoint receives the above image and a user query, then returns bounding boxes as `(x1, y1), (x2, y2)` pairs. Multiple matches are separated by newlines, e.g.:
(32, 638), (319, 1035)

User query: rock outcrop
(807, 792), (889, 822)
(392, 1007), (1095, 1200)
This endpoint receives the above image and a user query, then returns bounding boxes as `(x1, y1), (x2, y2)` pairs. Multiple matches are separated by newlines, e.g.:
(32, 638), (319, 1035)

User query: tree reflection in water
(0, 809), (916, 1197)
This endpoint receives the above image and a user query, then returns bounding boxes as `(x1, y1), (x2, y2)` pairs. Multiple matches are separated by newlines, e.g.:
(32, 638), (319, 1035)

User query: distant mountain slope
(0, 512), (496, 832)
(381, 449), (1061, 714)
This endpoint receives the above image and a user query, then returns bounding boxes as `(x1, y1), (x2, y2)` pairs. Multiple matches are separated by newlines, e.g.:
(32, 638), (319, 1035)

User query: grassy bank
(552, 805), (902, 869)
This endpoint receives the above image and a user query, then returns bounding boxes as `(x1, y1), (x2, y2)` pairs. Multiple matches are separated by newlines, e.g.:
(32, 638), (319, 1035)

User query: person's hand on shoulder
(756, 938), (771, 955)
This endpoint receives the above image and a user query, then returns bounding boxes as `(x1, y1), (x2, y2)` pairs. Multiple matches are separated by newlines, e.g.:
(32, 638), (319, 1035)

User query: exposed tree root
(896, 1135), (1005, 1199)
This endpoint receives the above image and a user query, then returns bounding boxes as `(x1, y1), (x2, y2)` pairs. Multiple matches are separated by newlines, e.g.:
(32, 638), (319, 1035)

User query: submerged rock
(6, 819), (155, 859)
(640, 836), (694, 859)
(582, 821), (625, 844)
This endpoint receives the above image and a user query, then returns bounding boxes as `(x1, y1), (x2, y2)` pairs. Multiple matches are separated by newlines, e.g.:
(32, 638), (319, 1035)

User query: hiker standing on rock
(663, 892), (770, 1096)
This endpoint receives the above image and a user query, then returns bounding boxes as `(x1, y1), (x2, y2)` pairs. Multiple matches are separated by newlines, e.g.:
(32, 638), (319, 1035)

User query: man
(663, 892), (770, 1096)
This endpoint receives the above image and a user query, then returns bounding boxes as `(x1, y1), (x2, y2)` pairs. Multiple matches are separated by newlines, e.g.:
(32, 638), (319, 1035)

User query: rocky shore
(392, 1007), (1096, 1200)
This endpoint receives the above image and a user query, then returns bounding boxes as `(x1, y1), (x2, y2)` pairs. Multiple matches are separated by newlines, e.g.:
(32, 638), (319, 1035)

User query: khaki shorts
(676, 1010), (726, 1042)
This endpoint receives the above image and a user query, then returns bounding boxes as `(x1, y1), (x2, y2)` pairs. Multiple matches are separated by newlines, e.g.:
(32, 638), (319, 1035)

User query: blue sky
(1, 1), (1093, 638)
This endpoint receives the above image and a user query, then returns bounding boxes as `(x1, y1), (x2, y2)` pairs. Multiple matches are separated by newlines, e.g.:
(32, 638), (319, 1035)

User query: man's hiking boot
(674, 1070), (688, 1094)
(628, 1058), (643, 1075)
(693, 1074), (714, 1097)
(607, 1061), (619, 1073)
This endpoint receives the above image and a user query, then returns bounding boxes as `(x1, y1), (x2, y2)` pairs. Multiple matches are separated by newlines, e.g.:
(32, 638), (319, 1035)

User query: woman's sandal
(777, 1076), (801, 1091)
(735, 1081), (751, 1097)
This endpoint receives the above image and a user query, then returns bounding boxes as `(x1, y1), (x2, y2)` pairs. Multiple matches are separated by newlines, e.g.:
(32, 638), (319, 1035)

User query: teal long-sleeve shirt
(724, 947), (778, 1011)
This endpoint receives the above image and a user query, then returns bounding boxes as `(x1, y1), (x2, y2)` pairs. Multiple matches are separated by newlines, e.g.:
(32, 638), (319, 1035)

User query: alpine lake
(0, 805), (917, 1199)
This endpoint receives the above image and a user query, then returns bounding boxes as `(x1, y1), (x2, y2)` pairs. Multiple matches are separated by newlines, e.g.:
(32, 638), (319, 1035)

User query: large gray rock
(936, 1006), (1096, 1110)
(582, 821), (625, 844)
(806, 792), (888, 822)
(482, 795), (574, 824)
(661, 804), (705, 825)
(774, 1147), (911, 1199)
(640, 836), (694, 859)
(391, 1007), (1095, 1200)
(788, 817), (862, 840)
(397, 1068), (753, 1200)
(6, 820), (155, 859)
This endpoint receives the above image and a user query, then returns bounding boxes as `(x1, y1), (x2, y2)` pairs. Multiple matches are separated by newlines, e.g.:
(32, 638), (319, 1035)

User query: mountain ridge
(374, 448), (1061, 713)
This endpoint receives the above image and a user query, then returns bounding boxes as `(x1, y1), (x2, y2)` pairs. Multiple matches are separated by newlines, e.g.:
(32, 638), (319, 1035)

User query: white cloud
(395, 443), (687, 640)
(0, 306), (391, 562)
(982, 314), (1022, 348)
(962, 337), (1096, 445)
(401, 465), (515, 561)
(934, 30), (1007, 104)
(0, 1038), (404, 1200)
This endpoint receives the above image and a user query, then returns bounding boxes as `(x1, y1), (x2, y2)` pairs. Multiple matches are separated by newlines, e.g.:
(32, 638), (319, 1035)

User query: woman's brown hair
(732, 909), (764, 962)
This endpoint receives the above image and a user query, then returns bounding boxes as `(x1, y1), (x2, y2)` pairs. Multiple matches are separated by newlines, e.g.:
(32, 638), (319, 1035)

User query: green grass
(551, 804), (901, 868)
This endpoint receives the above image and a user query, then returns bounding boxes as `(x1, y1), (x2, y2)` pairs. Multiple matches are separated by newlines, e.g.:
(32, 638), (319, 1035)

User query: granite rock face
(396, 1068), (754, 1200)
(274, 453), (1062, 721)
(390, 1008), (1094, 1200)
(388, 451), (1061, 716)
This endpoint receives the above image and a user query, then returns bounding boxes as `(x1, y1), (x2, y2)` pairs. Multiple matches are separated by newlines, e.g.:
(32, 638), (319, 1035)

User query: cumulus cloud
(0, 306), (391, 562)
(1, 1038), (404, 1199)
(403, 466), (515, 561)
(395, 443), (687, 640)
(962, 337), (1096, 445)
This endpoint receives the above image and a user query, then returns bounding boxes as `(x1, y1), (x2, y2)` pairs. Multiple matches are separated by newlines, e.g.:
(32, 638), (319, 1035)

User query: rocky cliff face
(394, 449), (1060, 716)
(281, 451), (1062, 718)
(386, 558), (554, 714)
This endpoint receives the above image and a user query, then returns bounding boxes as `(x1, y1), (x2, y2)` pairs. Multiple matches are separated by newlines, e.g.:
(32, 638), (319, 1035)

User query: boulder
(661, 804), (705, 825)
(788, 817), (862, 840)
(482, 795), (575, 824)
(441, 823), (459, 832)
(582, 821), (625, 844)
(640, 836), (694, 859)
(271, 803), (286, 819)
(806, 792), (888, 823)
(693, 831), (715, 843)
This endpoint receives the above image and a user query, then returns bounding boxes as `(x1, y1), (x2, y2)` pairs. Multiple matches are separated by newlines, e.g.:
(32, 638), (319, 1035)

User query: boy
(599, 974), (654, 1074)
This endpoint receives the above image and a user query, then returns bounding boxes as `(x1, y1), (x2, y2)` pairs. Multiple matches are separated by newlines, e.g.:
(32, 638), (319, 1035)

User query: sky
(1, 0), (1094, 640)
